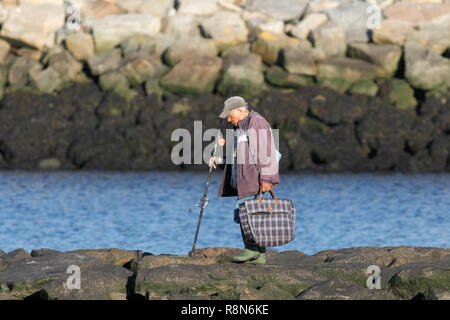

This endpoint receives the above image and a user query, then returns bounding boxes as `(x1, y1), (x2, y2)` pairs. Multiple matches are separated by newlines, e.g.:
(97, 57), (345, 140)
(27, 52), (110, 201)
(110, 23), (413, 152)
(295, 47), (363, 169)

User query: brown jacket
(217, 110), (280, 199)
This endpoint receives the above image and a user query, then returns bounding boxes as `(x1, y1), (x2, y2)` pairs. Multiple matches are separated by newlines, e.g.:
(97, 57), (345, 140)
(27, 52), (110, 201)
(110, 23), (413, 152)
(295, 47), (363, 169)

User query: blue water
(0, 171), (449, 255)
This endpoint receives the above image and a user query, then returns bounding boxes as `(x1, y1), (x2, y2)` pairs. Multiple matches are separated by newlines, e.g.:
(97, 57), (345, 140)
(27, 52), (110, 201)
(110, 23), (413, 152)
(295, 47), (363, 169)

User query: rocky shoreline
(0, 246), (449, 300)
(0, 0), (449, 172)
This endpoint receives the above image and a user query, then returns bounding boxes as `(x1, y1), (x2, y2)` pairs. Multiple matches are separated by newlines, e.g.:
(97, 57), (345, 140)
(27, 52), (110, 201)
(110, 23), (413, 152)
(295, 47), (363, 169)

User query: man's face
(227, 109), (243, 127)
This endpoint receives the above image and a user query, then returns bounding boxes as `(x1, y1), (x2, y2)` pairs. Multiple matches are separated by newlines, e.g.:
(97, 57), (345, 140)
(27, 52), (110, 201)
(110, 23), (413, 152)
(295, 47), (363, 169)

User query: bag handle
(258, 189), (279, 207)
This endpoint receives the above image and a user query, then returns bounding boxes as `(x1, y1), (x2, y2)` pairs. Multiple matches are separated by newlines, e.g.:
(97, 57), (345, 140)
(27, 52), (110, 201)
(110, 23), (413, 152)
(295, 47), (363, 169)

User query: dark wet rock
(67, 128), (132, 170)
(68, 248), (142, 268)
(132, 260), (320, 300)
(296, 277), (397, 300)
(30, 249), (62, 258)
(0, 251), (132, 300)
(1, 249), (32, 272)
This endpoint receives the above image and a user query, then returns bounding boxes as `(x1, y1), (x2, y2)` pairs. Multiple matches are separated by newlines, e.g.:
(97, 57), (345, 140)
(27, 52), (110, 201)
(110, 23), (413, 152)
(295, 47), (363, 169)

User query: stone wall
(0, 0), (448, 172)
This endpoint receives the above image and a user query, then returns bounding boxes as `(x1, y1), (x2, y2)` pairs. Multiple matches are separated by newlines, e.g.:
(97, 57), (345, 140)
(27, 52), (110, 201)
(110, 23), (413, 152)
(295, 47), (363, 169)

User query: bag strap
(258, 189), (279, 207)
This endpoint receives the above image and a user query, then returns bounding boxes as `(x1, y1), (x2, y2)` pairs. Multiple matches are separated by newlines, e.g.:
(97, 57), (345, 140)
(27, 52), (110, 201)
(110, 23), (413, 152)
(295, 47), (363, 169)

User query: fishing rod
(188, 118), (224, 257)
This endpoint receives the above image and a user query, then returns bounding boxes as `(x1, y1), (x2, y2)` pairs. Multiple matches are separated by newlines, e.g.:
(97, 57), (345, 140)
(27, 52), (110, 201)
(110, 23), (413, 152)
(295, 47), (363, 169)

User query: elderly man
(210, 96), (279, 264)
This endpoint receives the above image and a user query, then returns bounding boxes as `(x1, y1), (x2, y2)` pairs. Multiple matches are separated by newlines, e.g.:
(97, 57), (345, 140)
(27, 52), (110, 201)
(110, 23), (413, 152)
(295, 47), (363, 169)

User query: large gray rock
(251, 31), (300, 64)
(383, 2), (450, 26)
(138, 0), (174, 17)
(200, 11), (249, 50)
(310, 22), (346, 58)
(244, 0), (309, 22)
(163, 36), (217, 67)
(118, 0), (174, 17)
(372, 19), (415, 46)
(217, 52), (264, 96)
(245, 14), (285, 40)
(87, 48), (122, 76)
(160, 55), (222, 95)
(48, 50), (83, 82)
(265, 65), (314, 89)
(89, 14), (161, 53)
(0, 4), (65, 50)
(317, 57), (379, 84)
(279, 46), (317, 76)
(119, 34), (156, 57)
(290, 13), (328, 40)
(119, 56), (156, 86)
(29, 67), (62, 94)
(0, 252), (132, 300)
(8, 56), (42, 87)
(404, 41), (450, 90)
(325, 2), (371, 43)
(64, 32), (95, 61)
(347, 42), (402, 78)
(177, 0), (219, 16)
(162, 14), (200, 37)
(405, 23), (450, 55)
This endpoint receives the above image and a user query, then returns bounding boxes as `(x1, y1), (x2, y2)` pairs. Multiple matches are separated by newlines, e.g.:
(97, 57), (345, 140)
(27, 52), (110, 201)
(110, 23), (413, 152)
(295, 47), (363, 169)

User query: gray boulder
(244, 0), (309, 22)
(217, 52), (264, 96)
(163, 36), (217, 67)
(265, 65), (314, 89)
(310, 22), (346, 58)
(87, 48), (122, 76)
(29, 67), (62, 94)
(64, 32), (96, 61)
(325, 2), (371, 43)
(279, 46), (317, 76)
(317, 57), (379, 85)
(8, 56), (42, 87)
(0, 3), (65, 50)
(404, 41), (450, 90)
(48, 50), (83, 82)
(89, 14), (161, 53)
(160, 55), (222, 95)
(347, 42), (402, 78)
(200, 11), (249, 51)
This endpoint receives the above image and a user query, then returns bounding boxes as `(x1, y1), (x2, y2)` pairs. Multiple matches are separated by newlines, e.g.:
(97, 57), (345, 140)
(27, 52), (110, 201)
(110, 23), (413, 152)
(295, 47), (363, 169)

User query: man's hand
(259, 181), (272, 193)
(209, 156), (217, 169)
(218, 138), (225, 147)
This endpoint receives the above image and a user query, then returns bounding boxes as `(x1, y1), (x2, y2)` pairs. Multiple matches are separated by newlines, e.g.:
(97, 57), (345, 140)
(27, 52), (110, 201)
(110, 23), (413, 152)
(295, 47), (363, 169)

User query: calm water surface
(0, 171), (449, 255)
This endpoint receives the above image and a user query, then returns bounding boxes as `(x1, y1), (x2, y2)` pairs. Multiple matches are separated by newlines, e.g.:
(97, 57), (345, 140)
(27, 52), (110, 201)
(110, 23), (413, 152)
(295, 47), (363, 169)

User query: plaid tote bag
(239, 190), (296, 247)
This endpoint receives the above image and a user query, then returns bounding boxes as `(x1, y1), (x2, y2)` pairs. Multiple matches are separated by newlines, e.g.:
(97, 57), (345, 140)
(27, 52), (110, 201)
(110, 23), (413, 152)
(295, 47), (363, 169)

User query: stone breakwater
(0, 0), (448, 172)
(0, 246), (449, 300)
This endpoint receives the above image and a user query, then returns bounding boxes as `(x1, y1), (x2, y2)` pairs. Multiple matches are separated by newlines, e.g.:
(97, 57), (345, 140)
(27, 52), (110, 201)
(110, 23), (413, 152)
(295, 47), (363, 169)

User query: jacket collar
(237, 110), (258, 129)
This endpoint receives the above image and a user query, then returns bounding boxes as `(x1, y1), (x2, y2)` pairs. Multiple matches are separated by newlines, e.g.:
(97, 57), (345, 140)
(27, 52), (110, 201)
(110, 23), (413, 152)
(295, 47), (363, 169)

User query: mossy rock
(349, 80), (379, 96)
(317, 77), (353, 94)
(388, 78), (417, 111)
(299, 116), (330, 133)
(388, 269), (450, 299)
(265, 66), (314, 89)
(217, 66), (263, 97)
(99, 71), (129, 92)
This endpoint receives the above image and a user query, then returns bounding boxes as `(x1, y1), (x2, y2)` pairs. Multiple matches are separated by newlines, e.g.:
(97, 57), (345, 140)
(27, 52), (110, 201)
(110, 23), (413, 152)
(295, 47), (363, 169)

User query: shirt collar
(237, 110), (255, 129)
